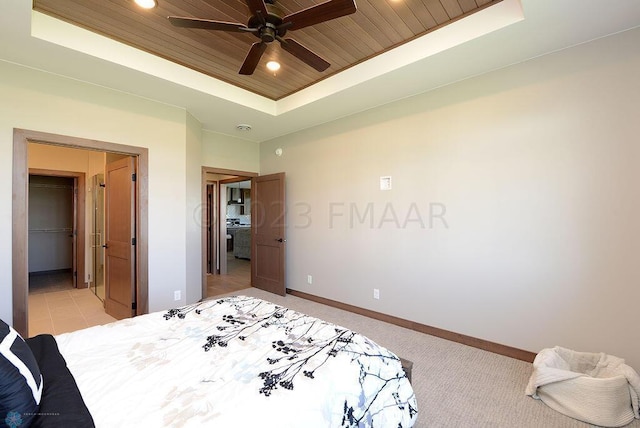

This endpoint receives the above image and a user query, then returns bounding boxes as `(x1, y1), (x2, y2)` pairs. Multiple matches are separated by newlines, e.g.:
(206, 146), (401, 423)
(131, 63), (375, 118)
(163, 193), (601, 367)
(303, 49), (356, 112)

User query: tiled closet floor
(28, 271), (116, 337)
(28, 288), (117, 337)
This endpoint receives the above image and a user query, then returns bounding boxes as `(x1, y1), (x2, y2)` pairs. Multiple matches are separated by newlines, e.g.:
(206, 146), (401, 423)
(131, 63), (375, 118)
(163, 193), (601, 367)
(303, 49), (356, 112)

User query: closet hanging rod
(29, 228), (73, 233)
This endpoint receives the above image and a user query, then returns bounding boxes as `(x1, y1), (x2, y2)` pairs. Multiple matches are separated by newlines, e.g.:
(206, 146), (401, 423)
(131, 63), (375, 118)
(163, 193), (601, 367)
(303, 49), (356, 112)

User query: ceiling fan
(167, 0), (357, 75)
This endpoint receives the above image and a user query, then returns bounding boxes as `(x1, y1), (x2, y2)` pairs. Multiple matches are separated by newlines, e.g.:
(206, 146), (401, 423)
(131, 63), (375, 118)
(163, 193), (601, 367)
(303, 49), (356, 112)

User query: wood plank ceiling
(33, 0), (501, 100)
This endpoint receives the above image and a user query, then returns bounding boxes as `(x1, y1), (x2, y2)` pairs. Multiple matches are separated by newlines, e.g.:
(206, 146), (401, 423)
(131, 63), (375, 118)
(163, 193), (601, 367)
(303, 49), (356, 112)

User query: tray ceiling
(33, 0), (500, 100)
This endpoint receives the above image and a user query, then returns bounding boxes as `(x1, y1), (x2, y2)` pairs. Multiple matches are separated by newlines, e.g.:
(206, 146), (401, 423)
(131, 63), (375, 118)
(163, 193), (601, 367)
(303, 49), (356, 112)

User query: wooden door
(251, 173), (286, 296)
(206, 184), (215, 274)
(219, 183), (228, 275)
(71, 177), (78, 288)
(104, 157), (136, 319)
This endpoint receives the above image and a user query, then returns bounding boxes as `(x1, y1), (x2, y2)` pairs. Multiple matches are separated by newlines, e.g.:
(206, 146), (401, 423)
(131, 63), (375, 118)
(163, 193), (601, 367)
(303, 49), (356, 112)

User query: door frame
(12, 128), (149, 337)
(28, 168), (86, 289)
(200, 166), (257, 299)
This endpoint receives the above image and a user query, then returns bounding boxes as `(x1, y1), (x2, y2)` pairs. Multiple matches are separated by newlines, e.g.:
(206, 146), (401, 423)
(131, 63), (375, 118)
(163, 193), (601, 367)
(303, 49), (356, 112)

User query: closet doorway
(12, 129), (149, 337)
(28, 173), (81, 293)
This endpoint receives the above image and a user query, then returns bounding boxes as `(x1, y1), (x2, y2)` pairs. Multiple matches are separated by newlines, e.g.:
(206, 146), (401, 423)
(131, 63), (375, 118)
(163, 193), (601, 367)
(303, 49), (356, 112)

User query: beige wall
(0, 59), (186, 318)
(185, 112), (203, 304)
(201, 129), (259, 173)
(260, 27), (640, 370)
(0, 60), (244, 322)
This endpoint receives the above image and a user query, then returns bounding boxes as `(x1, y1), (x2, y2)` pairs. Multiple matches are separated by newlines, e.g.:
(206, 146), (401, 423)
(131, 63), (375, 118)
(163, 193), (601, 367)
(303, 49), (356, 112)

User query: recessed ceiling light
(134, 0), (157, 9)
(236, 124), (252, 131)
(266, 61), (281, 72)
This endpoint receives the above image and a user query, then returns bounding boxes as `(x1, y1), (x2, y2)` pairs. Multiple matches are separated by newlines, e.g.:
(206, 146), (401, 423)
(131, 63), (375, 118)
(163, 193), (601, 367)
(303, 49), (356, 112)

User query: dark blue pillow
(1, 319), (43, 428)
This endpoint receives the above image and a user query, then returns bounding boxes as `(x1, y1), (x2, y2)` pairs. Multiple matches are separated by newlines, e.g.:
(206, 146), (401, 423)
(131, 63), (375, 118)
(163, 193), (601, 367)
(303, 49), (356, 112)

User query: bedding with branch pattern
(55, 296), (417, 427)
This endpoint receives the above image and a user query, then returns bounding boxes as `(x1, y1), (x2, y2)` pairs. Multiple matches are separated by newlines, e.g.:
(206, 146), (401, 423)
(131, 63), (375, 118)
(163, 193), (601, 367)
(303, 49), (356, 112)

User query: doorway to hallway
(201, 167), (256, 299)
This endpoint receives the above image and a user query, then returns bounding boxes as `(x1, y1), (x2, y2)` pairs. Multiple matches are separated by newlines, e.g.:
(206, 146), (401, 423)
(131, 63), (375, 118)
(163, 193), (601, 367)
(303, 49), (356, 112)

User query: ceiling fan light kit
(167, 0), (357, 76)
(134, 0), (157, 9)
(266, 61), (281, 71)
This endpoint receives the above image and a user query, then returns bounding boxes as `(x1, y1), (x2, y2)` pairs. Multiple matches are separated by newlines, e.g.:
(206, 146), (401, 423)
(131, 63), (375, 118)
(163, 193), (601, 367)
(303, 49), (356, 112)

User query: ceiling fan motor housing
(248, 4), (286, 42)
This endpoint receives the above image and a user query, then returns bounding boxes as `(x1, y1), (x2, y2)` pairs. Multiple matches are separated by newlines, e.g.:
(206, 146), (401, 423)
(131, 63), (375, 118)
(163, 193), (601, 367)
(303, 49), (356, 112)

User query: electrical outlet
(373, 288), (380, 300)
(307, 275), (313, 285)
(174, 290), (181, 301)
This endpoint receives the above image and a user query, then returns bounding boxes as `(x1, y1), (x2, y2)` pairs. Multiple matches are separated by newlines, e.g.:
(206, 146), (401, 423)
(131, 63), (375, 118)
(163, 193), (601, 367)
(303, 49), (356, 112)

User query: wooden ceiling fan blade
(239, 42), (268, 75)
(245, 0), (269, 18)
(168, 16), (249, 32)
(280, 38), (330, 72)
(283, 0), (357, 31)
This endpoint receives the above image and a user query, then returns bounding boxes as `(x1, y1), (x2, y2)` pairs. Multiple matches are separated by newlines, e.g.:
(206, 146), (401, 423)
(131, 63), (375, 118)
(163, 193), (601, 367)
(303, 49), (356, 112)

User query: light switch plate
(380, 176), (392, 190)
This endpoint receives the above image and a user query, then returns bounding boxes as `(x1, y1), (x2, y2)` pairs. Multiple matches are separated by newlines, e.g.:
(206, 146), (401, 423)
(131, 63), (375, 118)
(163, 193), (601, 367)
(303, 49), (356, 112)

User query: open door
(206, 183), (215, 274)
(219, 183), (228, 275)
(71, 177), (78, 288)
(251, 173), (286, 296)
(104, 157), (136, 319)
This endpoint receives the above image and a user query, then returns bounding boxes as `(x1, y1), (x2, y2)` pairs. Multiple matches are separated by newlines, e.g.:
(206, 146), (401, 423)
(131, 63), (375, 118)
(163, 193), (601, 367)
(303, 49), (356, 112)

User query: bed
(4, 295), (417, 427)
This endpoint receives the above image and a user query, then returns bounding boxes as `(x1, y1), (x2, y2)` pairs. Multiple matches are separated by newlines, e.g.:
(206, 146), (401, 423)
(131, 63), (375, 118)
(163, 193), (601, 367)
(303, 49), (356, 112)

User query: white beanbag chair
(525, 346), (640, 427)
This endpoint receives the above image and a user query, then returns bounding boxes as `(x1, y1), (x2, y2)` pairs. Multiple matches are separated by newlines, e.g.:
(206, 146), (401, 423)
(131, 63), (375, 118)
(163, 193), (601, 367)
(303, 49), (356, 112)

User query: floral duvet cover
(56, 295), (417, 427)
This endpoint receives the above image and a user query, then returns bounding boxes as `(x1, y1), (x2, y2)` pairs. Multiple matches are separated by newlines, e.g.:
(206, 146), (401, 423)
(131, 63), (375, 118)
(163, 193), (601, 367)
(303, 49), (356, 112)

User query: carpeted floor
(216, 287), (640, 428)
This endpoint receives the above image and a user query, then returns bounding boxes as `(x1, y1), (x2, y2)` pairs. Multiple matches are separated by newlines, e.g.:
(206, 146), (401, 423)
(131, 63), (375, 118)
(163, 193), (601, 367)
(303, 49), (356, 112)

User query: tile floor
(27, 252), (249, 338)
(28, 271), (117, 337)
